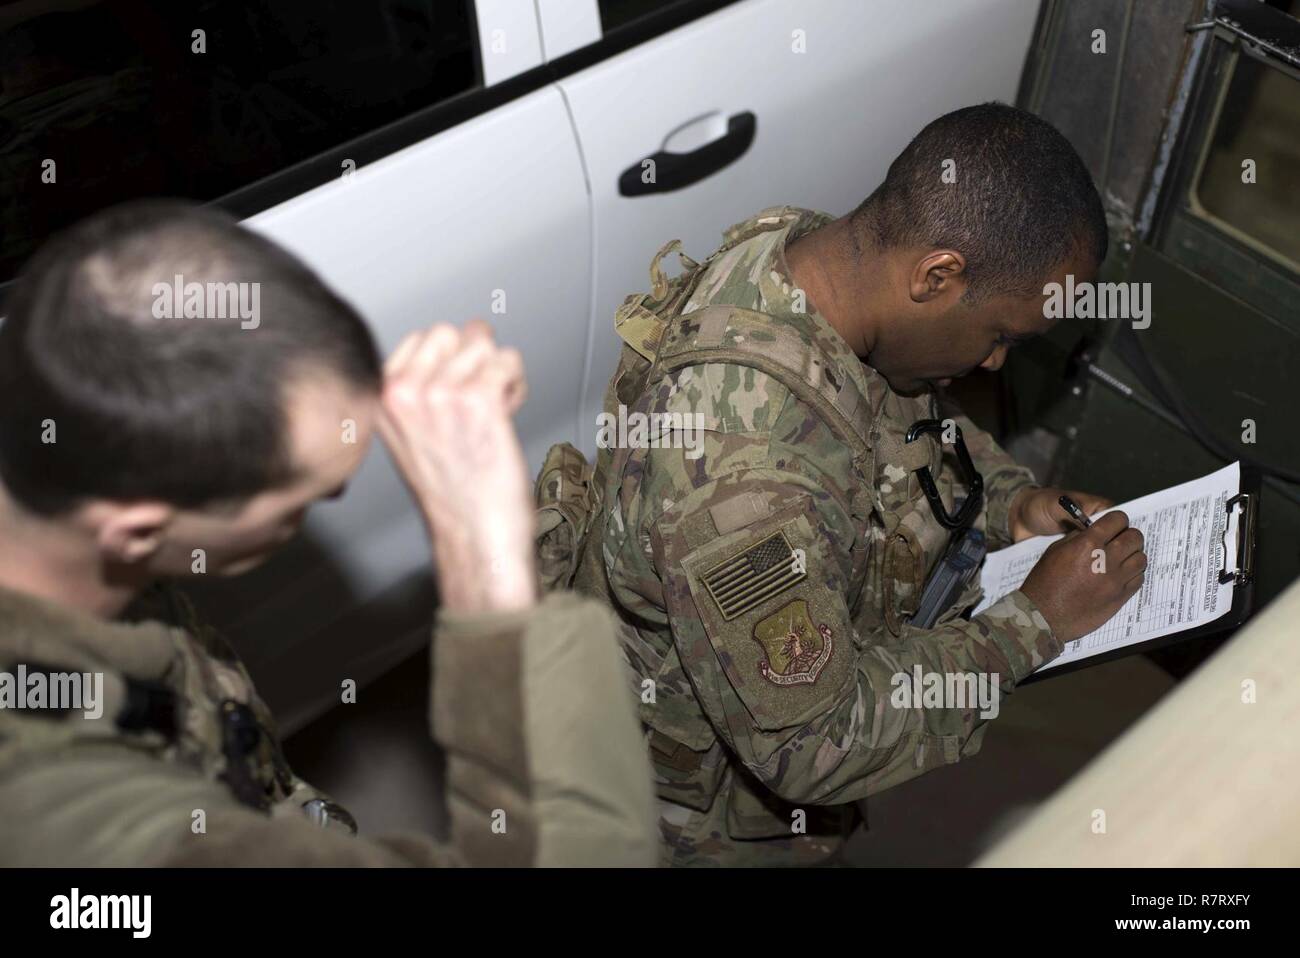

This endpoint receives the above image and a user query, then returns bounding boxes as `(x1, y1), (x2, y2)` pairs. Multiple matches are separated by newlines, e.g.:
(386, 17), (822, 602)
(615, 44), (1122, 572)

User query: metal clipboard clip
(1218, 492), (1256, 586)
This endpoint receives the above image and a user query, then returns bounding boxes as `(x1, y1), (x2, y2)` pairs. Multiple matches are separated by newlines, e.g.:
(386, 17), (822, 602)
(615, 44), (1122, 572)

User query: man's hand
(1020, 511), (1147, 643)
(1008, 486), (1113, 542)
(379, 320), (536, 614)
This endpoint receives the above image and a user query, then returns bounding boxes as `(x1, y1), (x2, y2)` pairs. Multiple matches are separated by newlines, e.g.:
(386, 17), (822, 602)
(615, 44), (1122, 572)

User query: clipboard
(1019, 464), (1260, 685)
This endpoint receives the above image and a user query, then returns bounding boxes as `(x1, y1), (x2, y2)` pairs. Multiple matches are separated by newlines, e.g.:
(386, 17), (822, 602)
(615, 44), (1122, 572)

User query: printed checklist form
(973, 462), (1242, 673)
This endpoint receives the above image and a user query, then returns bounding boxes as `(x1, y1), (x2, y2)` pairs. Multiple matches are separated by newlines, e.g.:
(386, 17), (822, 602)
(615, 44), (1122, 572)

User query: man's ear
(909, 249), (968, 303)
(89, 502), (176, 565)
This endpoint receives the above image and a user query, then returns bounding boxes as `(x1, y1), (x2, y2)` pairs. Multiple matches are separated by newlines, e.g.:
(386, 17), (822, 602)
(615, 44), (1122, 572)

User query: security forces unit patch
(751, 599), (833, 686)
(701, 530), (806, 621)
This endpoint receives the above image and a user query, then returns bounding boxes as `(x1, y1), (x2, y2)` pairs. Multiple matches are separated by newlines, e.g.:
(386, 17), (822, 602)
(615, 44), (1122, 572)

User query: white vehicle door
(216, 4), (592, 729)
(232, 101), (591, 728)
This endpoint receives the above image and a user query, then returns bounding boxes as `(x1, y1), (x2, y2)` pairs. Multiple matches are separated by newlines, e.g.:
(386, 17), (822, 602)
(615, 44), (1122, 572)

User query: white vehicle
(0, 0), (1039, 731)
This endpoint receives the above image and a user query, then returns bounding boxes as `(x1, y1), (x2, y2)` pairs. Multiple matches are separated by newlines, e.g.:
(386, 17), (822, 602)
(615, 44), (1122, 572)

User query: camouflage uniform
(562, 207), (1063, 866)
(0, 583), (657, 866)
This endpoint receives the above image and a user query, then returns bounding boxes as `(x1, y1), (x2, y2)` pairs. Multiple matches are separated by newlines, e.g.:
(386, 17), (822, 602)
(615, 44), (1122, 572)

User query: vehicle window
(0, 0), (477, 282)
(1194, 52), (1300, 270)
(598, 0), (695, 33)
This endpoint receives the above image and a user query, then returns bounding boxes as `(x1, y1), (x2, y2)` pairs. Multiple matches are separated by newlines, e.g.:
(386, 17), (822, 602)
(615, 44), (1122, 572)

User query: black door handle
(618, 111), (756, 197)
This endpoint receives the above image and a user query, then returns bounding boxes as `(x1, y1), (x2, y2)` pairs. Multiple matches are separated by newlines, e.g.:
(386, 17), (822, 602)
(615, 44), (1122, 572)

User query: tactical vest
(538, 208), (984, 814)
(0, 585), (357, 842)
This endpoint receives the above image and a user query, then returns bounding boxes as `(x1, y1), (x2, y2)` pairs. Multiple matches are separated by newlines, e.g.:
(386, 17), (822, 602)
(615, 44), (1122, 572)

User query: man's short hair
(852, 102), (1107, 300)
(0, 200), (382, 516)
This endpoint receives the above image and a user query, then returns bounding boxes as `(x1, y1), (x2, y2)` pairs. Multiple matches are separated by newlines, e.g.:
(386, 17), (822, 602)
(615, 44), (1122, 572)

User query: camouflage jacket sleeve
(0, 594), (655, 867)
(650, 466), (1063, 806)
(939, 397), (1039, 550)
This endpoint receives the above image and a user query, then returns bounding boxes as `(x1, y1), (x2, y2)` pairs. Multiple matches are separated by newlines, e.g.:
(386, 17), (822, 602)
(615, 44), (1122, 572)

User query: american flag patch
(701, 530), (805, 621)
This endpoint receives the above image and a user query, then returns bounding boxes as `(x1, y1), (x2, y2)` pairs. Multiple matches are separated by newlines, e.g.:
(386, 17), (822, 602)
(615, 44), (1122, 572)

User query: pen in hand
(1058, 494), (1093, 529)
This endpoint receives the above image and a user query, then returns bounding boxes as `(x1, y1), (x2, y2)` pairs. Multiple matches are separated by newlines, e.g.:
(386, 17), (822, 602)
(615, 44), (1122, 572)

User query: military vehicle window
(0, 1), (477, 283)
(1193, 53), (1300, 271)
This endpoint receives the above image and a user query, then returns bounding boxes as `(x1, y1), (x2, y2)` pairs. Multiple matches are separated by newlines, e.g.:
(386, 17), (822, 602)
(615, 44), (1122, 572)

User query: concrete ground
(845, 654), (1175, 865)
(285, 646), (1176, 865)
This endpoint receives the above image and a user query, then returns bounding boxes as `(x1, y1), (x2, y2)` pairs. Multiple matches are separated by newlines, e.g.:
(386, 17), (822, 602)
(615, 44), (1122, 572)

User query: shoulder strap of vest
(614, 208), (809, 364)
(615, 240), (702, 363)
(651, 304), (876, 462)
(0, 658), (177, 770)
(718, 205), (810, 250)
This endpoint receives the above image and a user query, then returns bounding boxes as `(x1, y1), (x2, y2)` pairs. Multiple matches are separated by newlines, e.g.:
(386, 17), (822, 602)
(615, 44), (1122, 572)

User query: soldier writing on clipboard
(539, 103), (1149, 866)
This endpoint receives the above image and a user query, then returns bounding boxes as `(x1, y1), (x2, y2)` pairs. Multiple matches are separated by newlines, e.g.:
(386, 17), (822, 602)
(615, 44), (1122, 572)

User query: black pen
(1058, 494), (1093, 529)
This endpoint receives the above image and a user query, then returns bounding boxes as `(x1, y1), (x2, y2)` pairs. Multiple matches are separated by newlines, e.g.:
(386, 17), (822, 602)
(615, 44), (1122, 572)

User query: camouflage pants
(656, 792), (858, 867)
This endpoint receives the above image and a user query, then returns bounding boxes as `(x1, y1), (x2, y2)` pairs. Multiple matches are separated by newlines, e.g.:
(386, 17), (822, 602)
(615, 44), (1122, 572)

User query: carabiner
(904, 418), (984, 530)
